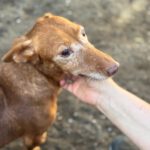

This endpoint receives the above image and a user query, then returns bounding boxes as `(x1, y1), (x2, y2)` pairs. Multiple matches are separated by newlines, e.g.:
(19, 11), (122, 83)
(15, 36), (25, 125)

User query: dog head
(2, 13), (119, 81)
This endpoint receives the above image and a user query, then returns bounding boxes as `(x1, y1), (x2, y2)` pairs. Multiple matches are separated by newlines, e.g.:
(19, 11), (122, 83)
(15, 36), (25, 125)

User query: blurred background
(0, 0), (150, 149)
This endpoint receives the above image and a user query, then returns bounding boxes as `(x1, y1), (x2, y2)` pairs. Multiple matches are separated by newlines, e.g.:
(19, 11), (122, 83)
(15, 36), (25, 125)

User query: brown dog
(1, 13), (119, 150)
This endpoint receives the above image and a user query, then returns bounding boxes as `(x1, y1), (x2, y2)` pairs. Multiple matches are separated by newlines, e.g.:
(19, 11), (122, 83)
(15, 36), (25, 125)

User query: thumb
(60, 78), (84, 95)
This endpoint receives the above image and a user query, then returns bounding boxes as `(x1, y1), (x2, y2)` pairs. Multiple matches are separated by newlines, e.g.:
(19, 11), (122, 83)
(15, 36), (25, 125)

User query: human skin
(60, 78), (150, 150)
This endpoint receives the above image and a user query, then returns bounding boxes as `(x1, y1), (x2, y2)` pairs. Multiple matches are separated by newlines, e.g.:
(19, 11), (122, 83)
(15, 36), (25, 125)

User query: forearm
(96, 79), (150, 150)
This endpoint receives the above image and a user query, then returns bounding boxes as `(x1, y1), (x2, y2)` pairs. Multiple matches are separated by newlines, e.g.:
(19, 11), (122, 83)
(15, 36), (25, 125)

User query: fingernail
(60, 80), (65, 86)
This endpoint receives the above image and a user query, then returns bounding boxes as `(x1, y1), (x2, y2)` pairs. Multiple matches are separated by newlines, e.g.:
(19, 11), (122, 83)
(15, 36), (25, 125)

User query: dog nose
(106, 63), (119, 76)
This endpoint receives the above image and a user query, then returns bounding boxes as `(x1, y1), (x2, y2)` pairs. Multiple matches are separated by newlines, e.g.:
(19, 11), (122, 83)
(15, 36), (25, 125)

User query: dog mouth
(63, 73), (107, 84)
(78, 73), (107, 81)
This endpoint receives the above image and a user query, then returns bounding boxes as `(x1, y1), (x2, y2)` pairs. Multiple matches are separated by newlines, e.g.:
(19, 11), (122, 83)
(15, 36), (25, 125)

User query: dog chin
(63, 72), (107, 84)
(78, 72), (108, 81)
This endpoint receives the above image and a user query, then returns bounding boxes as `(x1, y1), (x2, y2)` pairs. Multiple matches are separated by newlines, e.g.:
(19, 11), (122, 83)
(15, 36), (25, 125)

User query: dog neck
(34, 59), (65, 87)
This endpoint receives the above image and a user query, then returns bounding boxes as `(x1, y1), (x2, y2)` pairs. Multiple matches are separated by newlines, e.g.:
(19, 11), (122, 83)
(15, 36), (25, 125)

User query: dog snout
(106, 63), (119, 76)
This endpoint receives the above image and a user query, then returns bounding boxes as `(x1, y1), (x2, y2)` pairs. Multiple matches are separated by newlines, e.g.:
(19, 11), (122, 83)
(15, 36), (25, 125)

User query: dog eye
(60, 48), (73, 57)
(81, 28), (86, 37)
(82, 32), (86, 37)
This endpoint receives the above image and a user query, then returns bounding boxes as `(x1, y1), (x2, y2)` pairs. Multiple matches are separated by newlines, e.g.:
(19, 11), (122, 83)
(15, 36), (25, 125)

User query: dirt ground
(0, 0), (150, 149)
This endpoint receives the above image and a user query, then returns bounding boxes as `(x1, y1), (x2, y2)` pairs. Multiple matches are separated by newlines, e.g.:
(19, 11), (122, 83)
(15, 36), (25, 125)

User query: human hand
(60, 77), (103, 106)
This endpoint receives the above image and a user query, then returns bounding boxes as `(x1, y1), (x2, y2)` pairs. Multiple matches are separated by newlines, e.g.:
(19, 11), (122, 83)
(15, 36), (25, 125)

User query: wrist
(94, 78), (123, 119)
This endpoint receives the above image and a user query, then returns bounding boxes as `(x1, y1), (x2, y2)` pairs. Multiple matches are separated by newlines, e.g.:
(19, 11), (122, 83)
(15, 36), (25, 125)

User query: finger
(60, 80), (66, 86)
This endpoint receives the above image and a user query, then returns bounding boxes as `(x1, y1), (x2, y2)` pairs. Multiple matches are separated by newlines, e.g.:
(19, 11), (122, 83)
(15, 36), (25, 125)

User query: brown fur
(0, 13), (119, 149)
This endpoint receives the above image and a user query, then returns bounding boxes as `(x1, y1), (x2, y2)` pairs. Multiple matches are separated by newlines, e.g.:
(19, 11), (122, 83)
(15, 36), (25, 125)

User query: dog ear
(44, 12), (53, 18)
(2, 36), (39, 64)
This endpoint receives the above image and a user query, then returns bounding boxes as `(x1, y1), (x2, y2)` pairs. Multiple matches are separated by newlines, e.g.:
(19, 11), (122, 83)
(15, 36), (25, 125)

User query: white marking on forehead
(70, 43), (84, 51)
(79, 25), (85, 32)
